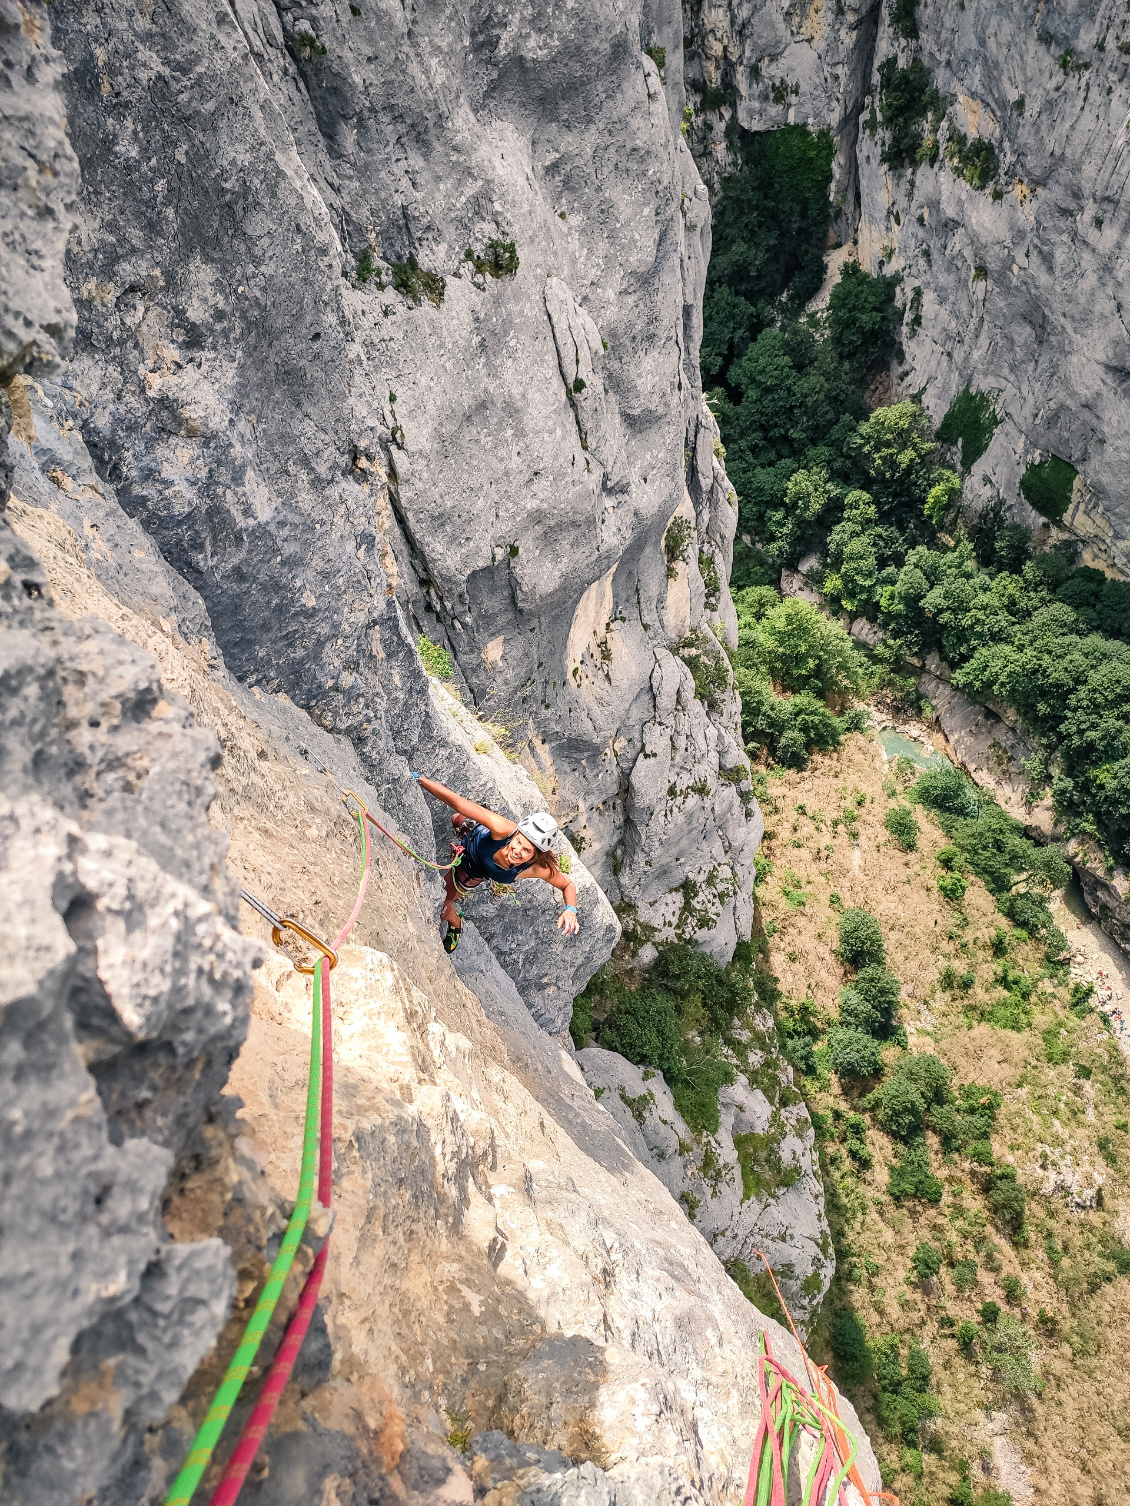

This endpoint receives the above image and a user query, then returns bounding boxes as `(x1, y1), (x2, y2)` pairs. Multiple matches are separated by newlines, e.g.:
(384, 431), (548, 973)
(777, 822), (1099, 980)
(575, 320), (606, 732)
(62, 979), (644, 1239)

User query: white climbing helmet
(517, 811), (558, 852)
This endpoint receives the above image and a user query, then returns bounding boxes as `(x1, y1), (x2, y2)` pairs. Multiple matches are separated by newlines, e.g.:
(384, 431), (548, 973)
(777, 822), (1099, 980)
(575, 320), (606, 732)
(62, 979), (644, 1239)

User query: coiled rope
(747, 1333), (857, 1506)
(164, 806), (371, 1506)
(745, 1254), (899, 1506)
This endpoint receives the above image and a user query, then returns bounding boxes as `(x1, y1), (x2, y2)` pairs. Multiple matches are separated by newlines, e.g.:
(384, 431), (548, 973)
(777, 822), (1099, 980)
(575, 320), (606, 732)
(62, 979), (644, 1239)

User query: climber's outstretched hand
(557, 908), (580, 937)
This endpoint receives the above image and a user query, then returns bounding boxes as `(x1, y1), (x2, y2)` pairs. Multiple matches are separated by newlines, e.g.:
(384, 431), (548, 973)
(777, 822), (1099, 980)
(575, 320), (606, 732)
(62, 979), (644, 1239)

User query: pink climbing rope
(743, 1253), (899, 1506)
(208, 810), (370, 1505)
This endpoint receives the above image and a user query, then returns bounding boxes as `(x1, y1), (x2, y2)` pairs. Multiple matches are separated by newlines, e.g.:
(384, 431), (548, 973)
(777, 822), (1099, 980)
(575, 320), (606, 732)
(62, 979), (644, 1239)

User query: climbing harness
(164, 809), (371, 1506)
(744, 1254), (899, 1506)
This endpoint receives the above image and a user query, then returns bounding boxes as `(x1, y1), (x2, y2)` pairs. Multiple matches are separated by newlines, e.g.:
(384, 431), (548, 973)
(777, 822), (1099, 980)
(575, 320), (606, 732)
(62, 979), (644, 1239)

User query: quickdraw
(164, 808), (371, 1506)
(240, 888), (338, 974)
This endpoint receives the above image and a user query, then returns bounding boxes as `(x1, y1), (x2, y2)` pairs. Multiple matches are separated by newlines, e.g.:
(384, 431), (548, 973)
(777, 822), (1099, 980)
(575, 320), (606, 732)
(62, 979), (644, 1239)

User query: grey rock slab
(854, 0), (1130, 576)
(517, 1458), (711, 1506)
(919, 672), (1058, 839)
(0, 515), (258, 1500)
(498, 1332), (712, 1498)
(0, 1), (79, 380)
(575, 1044), (833, 1326)
(452, 922), (650, 1183)
(7, 377), (213, 640)
(686, 0), (882, 234)
(48, 0), (759, 956)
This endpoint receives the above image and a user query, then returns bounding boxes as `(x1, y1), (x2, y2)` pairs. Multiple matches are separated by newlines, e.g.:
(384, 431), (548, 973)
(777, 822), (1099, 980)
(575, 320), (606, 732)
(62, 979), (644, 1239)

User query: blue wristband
(409, 770), (421, 780)
(563, 904), (577, 913)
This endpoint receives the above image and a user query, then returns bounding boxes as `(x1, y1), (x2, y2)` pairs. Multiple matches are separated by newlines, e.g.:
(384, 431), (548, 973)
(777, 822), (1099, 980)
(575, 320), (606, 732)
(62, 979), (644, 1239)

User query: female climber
(410, 772), (580, 953)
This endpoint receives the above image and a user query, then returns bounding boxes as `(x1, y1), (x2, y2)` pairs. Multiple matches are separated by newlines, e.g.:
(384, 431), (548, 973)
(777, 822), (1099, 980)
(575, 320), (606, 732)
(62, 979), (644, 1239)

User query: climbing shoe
(443, 923), (461, 954)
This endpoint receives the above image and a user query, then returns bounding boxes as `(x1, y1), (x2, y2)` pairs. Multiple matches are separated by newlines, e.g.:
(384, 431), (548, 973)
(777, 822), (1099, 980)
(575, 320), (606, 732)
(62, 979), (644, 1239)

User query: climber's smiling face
(502, 831), (538, 867)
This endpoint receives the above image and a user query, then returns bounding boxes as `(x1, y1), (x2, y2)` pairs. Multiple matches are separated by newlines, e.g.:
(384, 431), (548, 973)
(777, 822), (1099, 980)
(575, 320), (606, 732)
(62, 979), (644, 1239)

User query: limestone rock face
(44, 0), (760, 954)
(685, 0), (882, 227)
(856, 1), (1130, 577)
(0, 0), (79, 383)
(576, 1041), (833, 1327)
(206, 934), (879, 1505)
(685, 0), (1130, 578)
(918, 669), (1058, 838)
(0, 514), (259, 1502)
(1, 455), (872, 1503)
(0, 4), (876, 1499)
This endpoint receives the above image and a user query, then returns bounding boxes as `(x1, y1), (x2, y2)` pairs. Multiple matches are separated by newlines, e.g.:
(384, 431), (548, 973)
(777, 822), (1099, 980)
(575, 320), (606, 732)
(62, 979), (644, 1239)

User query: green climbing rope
(164, 965), (324, 1506)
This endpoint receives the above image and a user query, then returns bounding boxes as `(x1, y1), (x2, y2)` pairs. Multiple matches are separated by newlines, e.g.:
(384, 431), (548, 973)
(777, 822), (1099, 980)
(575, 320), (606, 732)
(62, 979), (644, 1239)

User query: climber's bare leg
(441, 868), (461, 930)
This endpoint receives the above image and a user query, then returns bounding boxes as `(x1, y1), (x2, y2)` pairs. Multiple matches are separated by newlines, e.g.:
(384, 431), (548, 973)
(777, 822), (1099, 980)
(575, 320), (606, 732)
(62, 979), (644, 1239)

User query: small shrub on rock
(837, 907), (886, 969)
(417, 633), (454, 678)
(912, 763), (980, 819)
(599, 983), (683, 1082)
(851, 965), (903, 1037)
(675, 628), (729, 712)
(391, 254), (446, 307)
(829, 1026), (884, 1080)
(884, 804), (920, 850)
(911, 1240), (943, 1280)
(955, 1319), (978, 1351)
(1020, 454), (1077, 525)
(887, 1140), (943, 1202)
(985, 1165), (1026, 1235)
(938, 871), (968, 903)
(830, 1310), (872, 1384)
(665, 515), (696, 577)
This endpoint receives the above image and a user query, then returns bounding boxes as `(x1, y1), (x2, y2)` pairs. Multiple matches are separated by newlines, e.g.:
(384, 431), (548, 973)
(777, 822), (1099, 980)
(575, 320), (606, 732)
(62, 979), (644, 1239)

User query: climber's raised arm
(410, 772), (512, 839)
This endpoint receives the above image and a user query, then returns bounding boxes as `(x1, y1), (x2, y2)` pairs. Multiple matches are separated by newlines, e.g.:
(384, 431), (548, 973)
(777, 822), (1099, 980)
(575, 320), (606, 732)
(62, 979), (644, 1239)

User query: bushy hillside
(753, 733), (1130, 1505)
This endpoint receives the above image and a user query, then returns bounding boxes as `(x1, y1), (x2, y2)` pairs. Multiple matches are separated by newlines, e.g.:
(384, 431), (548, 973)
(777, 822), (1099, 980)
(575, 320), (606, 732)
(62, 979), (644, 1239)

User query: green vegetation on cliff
(703, 124), (1130, 865)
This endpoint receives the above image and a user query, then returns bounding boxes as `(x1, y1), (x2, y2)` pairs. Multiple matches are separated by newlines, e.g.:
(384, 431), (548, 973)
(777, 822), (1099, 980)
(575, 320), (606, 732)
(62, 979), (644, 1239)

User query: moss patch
(1019, 454), (1077, 524)
(937, 386), (1000, 471)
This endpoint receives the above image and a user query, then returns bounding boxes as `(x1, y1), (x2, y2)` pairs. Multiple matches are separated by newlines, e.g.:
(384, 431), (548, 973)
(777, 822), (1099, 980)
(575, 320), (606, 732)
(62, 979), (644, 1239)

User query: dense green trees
(704, 121), (1130, 863)
(731, 590), (867, 767)
(572, 945), (767, 1133)
(701, 125), (836, 383)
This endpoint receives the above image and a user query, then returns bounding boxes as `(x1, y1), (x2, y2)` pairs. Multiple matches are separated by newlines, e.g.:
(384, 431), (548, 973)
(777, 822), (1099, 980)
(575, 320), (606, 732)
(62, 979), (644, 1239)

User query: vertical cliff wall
(0, 5), (874, 1503)
(45, 0), (762, 956)
(684, 0), (1130, 577)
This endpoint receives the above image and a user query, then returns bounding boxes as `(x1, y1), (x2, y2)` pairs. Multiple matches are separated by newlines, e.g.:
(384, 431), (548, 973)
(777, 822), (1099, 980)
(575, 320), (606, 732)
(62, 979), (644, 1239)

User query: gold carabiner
(270, 917), (339, 975)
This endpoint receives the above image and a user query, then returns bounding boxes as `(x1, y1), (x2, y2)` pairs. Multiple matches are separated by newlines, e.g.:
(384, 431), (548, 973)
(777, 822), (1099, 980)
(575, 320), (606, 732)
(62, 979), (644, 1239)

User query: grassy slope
(752, 730), (1130, 1505)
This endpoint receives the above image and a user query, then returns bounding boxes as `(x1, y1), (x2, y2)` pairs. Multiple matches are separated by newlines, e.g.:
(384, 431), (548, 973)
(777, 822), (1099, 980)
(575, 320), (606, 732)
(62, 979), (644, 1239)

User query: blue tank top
(461, 824), (536, 885)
